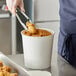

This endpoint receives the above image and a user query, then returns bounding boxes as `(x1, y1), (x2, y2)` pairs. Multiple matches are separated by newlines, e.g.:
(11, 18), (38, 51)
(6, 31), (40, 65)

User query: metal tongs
(16, 8), (32, 30)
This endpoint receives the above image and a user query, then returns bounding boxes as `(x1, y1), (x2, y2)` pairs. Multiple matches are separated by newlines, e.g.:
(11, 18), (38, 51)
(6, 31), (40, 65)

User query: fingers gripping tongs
(16, 8), (32, 30)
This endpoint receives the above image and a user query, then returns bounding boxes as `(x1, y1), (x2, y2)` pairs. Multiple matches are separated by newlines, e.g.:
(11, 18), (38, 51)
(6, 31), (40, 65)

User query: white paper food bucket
(21, 28), (54, 69)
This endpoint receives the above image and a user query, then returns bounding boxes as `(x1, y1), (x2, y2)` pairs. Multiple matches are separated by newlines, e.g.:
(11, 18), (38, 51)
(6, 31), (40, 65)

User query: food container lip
(21, 28), (55, 38)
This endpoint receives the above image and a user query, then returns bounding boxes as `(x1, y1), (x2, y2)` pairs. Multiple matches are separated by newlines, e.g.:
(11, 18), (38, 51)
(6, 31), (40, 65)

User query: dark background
(16, 0), (33, 53)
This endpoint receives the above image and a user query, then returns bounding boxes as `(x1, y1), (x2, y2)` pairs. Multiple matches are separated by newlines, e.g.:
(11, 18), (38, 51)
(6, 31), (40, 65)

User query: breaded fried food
(0, 61), (3, 67)
(10, 73), (18, 76)
(0, 67), (2, 71)
(0, 61), (18, 76)
(0, 71), (3, 76)
(3, 71), (10, 76)
(2, 66), (11, 72)
(26, 21), (37, 34)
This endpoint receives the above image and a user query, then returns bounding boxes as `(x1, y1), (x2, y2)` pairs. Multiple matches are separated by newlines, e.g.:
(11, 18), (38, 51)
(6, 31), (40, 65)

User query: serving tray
(0, 52), (30, 76)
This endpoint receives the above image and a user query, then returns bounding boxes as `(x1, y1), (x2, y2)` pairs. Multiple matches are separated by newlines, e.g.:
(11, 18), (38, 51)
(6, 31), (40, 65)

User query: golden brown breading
(26, 21), (37, 34)
(10, 73), (18, 76)
(0, 61), (18, 76)
(0, 71), (3, 76)
(3, 71), (10, 76)
(0, 61), (3, 67)
(2, 66), (11, 72)
(0, 67), (2, 72)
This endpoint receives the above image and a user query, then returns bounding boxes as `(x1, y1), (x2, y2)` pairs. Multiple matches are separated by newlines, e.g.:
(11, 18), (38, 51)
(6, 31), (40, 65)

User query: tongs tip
(16, 8), (32, 30)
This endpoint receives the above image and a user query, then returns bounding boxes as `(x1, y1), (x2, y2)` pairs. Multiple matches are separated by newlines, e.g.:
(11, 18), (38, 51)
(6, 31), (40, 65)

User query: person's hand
(6, 0), (25, 15)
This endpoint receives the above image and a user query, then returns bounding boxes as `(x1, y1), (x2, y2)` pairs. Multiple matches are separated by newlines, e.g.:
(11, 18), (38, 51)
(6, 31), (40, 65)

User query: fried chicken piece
(25, 31), (32, 36)
(10, 73), (18, 76)
(0, 61), (18, 76)
(2, 66), (11, 72)
(3, 71), (10, 76)
(0, 71), (3, 76)
(0, 61), (3, 67)
(0, 67), (2, 71)
(26, 21), (37, 34)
